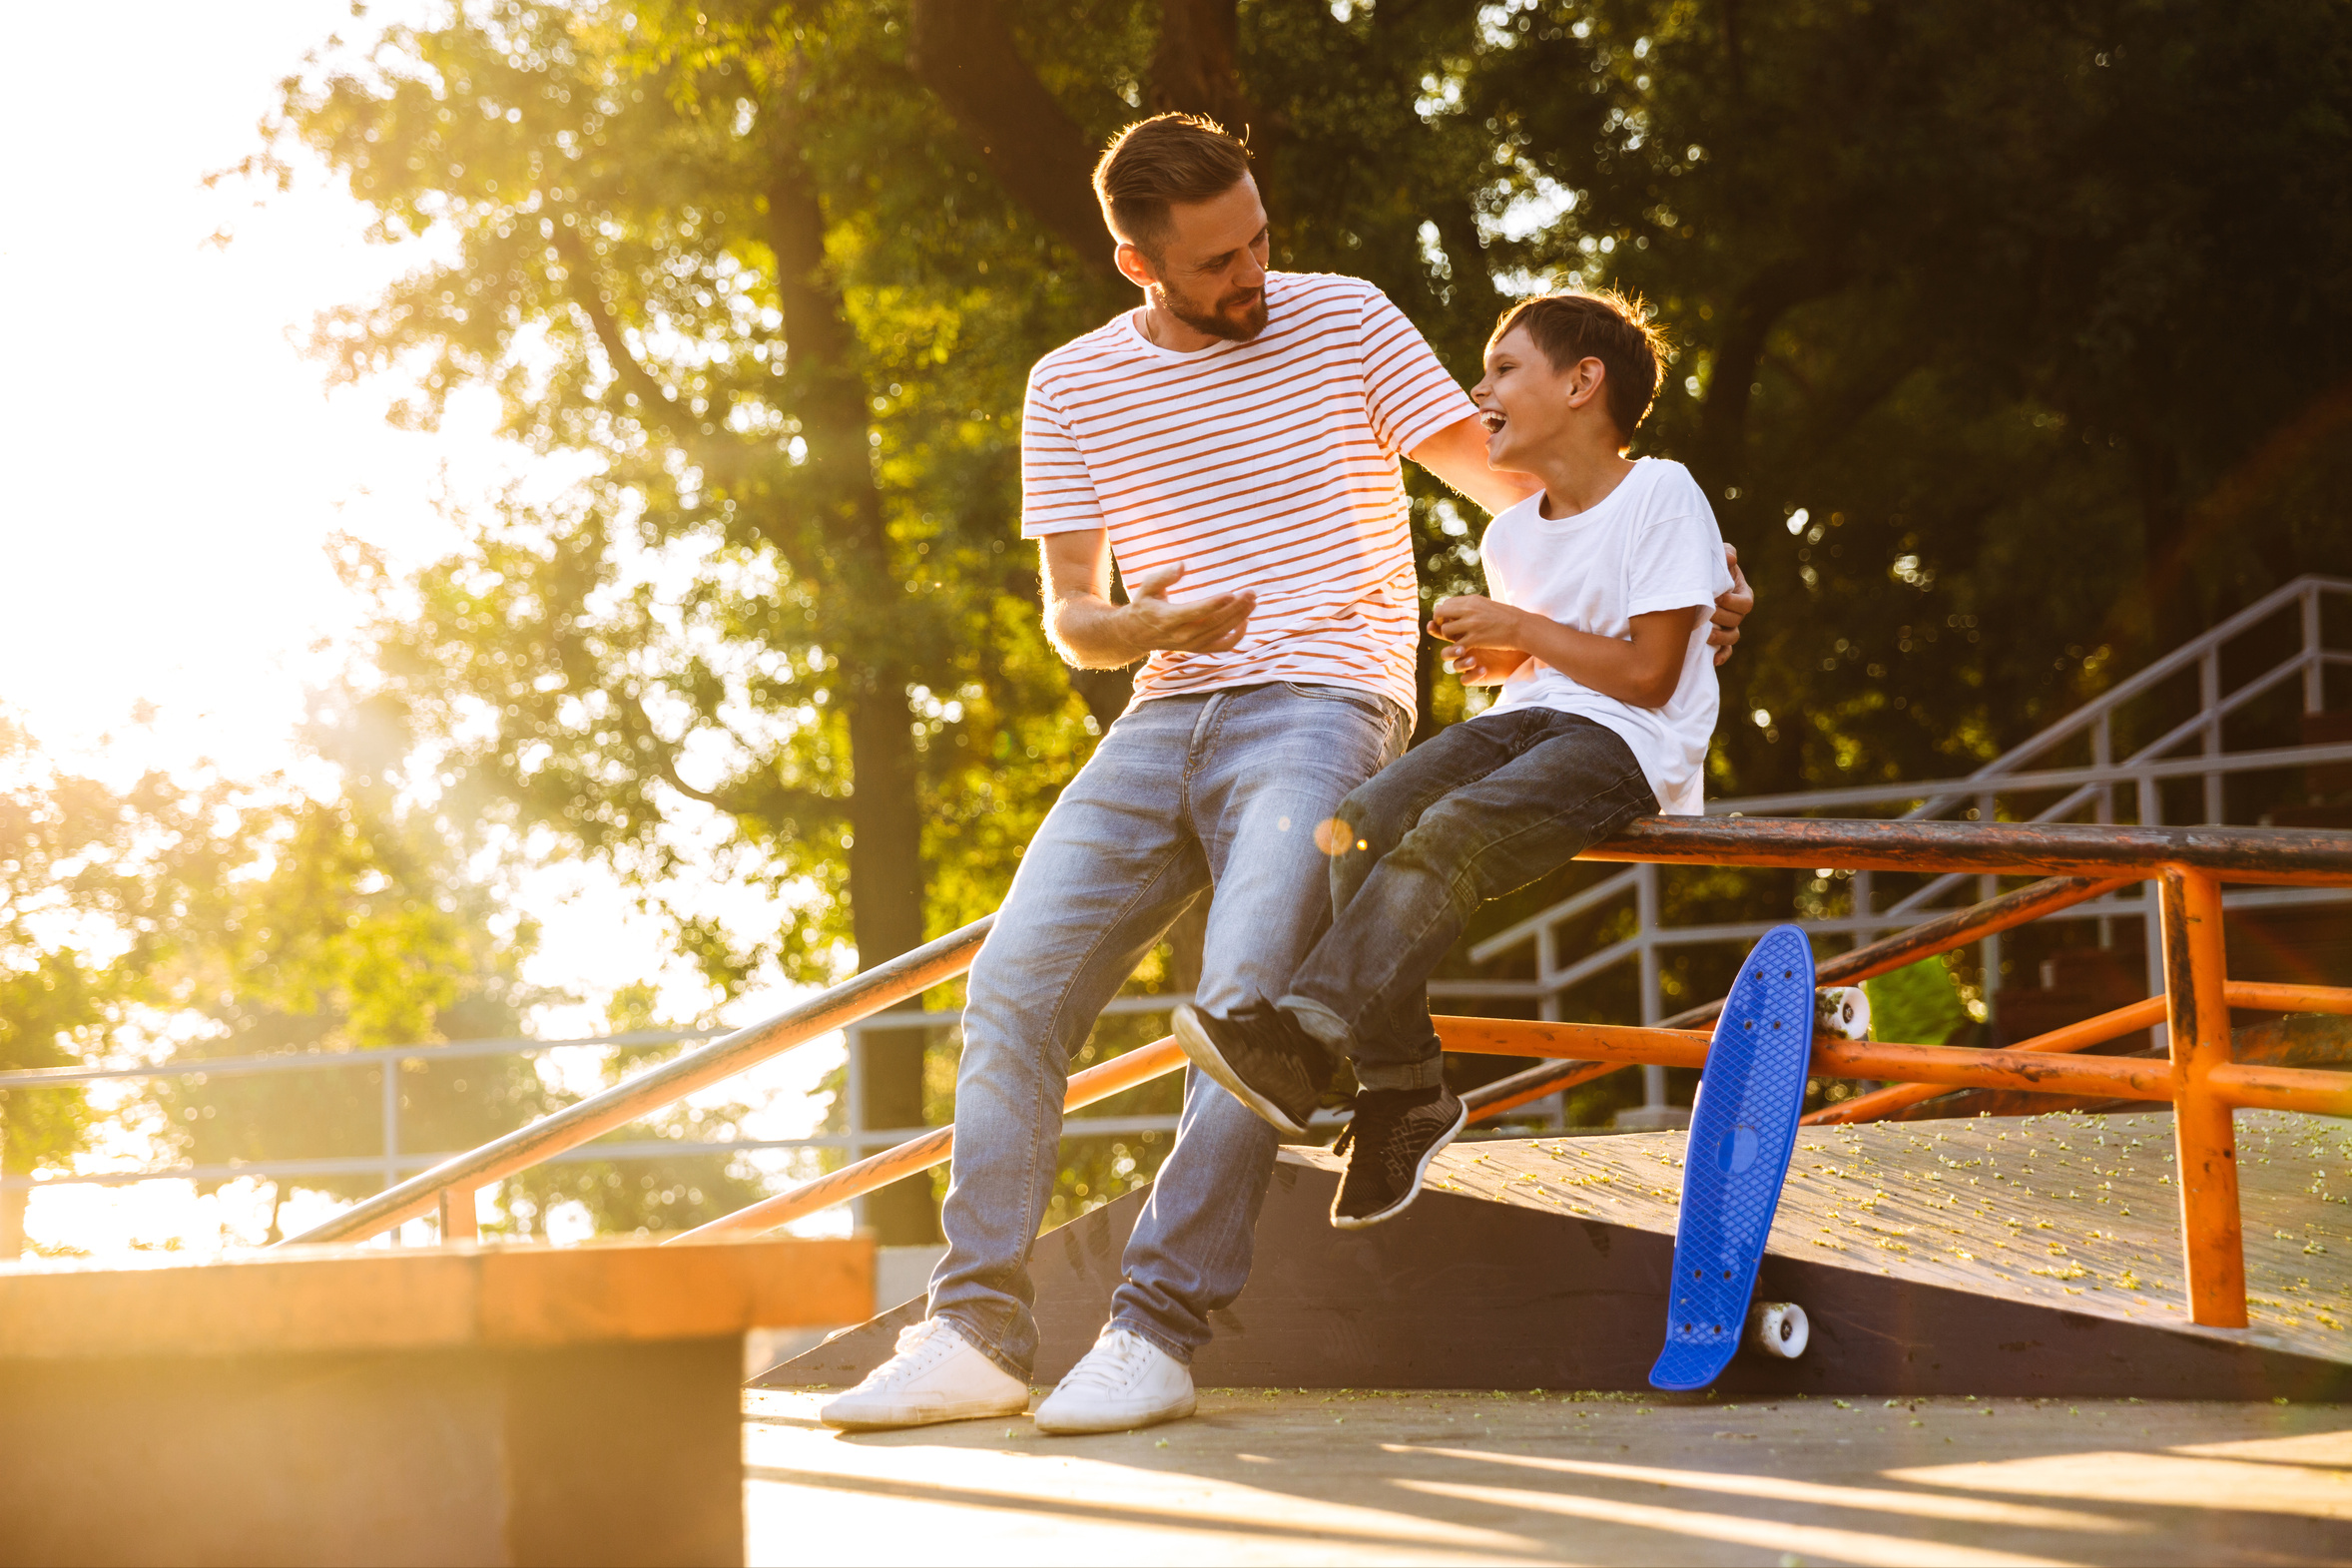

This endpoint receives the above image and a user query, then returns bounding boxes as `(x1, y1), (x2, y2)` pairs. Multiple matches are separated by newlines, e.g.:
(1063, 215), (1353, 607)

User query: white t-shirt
(1477, 458), (1731, 814)
(1020, 271), (1476, 714)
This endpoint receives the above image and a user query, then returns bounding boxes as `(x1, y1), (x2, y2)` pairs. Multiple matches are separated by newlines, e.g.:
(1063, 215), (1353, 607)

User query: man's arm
(1430, 596), (1704, 709)
(1407, 413), (1541, 516)
(1039, 529), (1256, 669)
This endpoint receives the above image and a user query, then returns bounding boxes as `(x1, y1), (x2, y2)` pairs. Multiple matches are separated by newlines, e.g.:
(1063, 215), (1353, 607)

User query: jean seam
(1334, 764), (1654, 1041)
(955, 814), (1200, 1369)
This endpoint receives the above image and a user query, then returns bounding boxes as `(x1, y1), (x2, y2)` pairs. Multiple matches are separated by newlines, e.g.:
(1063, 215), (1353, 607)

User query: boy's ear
(1568, 355), (1608, 408)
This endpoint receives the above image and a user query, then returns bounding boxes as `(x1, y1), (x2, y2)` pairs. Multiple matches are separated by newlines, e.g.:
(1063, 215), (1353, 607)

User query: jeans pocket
(1280, 681), (1393, 723)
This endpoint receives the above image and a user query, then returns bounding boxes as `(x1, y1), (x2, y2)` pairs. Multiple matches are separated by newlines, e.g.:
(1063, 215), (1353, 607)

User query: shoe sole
(1329, 1096), (1469, 1231)
(1172, 1006), (1312, 1137)
(821, 1392), (1031, 1431)
(1033, 1390), (1198, 1435)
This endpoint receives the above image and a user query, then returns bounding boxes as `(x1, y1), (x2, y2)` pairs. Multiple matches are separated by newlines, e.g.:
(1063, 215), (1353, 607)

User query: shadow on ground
(744, 1388), (2352, 1566)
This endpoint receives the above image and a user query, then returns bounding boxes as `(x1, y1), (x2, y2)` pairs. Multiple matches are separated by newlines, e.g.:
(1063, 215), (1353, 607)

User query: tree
(0, 712), (241, 1254)
(267, 0), (2352, 1209)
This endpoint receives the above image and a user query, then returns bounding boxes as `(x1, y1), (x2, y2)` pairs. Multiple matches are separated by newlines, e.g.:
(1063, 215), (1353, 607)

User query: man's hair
(1489, 288), (1668, 439)
(1092, 113), (1253, 258)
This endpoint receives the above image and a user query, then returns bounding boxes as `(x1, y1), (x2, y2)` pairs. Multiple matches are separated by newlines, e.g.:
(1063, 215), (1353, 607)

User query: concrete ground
(744, 1389), (2352, 1566)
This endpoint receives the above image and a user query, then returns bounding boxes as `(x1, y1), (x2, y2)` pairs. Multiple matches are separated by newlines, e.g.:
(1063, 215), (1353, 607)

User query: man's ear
(1114, 241), (1159, 290)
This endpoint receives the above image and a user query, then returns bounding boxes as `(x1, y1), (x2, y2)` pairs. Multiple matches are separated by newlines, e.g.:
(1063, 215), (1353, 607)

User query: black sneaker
(1171, 1003), (1325, 1136)
(1329, 1086), (1468, 1230)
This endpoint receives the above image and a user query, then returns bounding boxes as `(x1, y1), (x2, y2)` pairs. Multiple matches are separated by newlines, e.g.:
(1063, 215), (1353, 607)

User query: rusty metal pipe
(1583, 816), (2352, 884)
(2227, 980), (2352, 1016)
(2161, 864), (2248, 1326)
(1463, 1060), (1621, 1124)
(2207, 1061), (2352, 1116)
(673, 1037), (1187, 1242)
(1483, 875), (2135, 1119)
(1803, 995), (2172, 1127)
(279, 917), (996, 1249)
(1665, 875), (2135, 1031)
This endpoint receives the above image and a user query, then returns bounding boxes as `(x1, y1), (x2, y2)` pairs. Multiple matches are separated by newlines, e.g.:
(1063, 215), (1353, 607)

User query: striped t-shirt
(1020, 271), (1476, 714)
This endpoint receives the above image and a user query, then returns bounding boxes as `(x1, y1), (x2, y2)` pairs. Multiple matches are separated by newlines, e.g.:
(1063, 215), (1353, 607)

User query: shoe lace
(1332, 1098), (1424, 1186)
(1057, 1328), (1153, 1395)
(861, 1317), (958, 1389)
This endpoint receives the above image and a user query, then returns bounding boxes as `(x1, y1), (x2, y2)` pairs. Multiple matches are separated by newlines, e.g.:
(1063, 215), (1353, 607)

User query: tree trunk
(906, 0), (1123, 288)
(764, 107), (940, 1245)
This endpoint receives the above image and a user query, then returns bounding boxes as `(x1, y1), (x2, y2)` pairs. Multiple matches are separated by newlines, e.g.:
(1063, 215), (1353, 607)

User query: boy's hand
(1708, 545), (1753, 667)
(1428, 594), (1525, 651)
(1444, 645), (1529, 686)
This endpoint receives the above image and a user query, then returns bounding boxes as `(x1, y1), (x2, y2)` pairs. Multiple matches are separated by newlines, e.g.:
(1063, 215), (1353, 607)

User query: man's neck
(1135, 291), (1222, 354)
(1532, 445), (1637, 520)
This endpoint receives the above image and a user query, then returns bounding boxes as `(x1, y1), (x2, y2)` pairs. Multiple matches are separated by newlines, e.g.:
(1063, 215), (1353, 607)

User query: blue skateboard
(1648, 924), (1818, 1391)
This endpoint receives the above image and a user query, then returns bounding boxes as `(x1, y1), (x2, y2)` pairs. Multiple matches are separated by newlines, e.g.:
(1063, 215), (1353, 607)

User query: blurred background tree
(57, 0), (2325, 1239)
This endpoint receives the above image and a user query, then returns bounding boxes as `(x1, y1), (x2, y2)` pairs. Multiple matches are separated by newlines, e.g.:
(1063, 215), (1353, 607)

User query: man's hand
(1040, 529), (1254, 669)
(1708, 545), (1753, 667)
(1119, 564), (1254, 654)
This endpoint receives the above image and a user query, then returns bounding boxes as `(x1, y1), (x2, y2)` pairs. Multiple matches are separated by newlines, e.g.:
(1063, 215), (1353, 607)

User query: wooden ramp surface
(769, 1111), (2351, 1399)
(1429, 1109), (2351, 1366)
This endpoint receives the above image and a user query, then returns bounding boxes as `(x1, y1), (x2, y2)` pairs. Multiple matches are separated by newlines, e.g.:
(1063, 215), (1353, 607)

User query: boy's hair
(1092, 113), (1253, 259)
(1489, 289), (1668, 440)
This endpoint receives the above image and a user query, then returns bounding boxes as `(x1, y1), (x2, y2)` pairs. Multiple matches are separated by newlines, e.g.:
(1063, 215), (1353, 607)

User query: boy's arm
(1430, 596), (1704, 708)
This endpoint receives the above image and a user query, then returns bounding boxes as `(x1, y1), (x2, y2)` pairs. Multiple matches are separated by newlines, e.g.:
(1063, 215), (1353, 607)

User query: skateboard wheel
(1815, 987), (1870, 1041)
(1748, 1301), (1809, 1359)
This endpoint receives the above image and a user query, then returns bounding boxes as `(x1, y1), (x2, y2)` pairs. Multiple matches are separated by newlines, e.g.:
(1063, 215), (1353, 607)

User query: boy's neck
(1531, 443), (1638, 521)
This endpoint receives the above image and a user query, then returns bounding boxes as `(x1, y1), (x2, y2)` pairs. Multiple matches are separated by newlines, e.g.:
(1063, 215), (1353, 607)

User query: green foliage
(231, 0), (2352, 1233)
(0, 713), (251, 1182)
(1865, 957), (1974, 1050)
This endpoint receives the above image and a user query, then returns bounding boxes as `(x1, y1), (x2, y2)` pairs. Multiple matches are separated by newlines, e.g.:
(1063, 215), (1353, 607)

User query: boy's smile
(1470, 324), (1575, 473)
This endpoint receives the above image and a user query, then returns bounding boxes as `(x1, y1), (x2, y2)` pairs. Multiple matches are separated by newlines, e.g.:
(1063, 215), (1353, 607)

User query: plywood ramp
(767, 1111), (2351, 1399)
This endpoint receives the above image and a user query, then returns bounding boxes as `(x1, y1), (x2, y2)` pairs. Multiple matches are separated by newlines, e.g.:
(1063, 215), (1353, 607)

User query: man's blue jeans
(1282, 708), (1658, 1091)
(930, 682), (1409, 1376)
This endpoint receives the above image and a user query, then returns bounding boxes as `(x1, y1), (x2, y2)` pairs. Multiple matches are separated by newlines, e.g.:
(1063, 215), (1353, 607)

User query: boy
(1173, 288), (1731, 1229)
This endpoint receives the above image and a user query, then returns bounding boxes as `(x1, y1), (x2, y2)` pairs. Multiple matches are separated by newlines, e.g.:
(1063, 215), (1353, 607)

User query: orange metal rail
(284, 817), (2352, 1331)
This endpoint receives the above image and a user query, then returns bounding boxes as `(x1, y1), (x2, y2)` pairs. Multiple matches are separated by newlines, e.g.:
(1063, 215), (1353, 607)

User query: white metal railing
(6, 580), (2344, 1231)
(1473, 575), (2352, 1124)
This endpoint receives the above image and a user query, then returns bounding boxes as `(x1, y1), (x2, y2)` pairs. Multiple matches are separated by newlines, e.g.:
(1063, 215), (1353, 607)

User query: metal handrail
(277, 916), (994, 1248)
(266, 817), (2351, 1266)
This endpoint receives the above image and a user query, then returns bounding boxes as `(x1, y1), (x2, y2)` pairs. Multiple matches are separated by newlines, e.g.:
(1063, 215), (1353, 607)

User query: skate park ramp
(762, 1110), (2352, 1399)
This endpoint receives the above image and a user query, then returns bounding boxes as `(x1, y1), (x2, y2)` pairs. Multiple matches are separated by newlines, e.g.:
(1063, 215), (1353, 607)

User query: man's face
(1123, 176), (1271, 341)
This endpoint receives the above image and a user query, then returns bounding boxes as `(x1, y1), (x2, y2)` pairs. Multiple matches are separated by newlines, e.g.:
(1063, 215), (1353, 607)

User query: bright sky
(0, 1), (845, 1253)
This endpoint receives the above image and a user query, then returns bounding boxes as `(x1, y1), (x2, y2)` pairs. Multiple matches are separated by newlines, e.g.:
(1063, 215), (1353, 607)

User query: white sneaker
(819, 1318), (1030, 1430)
(1033, 1324), (1196, 1435)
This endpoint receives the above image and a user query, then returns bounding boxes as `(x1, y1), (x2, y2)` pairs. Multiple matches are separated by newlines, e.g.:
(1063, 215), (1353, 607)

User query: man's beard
(1155, 278), (1269, 341)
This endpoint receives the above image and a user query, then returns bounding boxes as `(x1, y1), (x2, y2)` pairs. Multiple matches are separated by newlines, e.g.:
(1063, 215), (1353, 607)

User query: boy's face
(1471, 324), (1604, 469)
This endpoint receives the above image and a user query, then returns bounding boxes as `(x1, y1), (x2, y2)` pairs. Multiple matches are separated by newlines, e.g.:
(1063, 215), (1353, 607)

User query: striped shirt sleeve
(1020, 376), (1107, 538)
(1357, 283), (1479, 457)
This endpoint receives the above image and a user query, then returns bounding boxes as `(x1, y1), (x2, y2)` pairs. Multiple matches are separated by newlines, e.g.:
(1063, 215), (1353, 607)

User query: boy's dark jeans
(1279, 707), (1659, 1091)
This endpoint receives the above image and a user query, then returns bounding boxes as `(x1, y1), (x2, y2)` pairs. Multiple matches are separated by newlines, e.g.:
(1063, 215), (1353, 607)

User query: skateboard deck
(1649, 923), (1816, 1391)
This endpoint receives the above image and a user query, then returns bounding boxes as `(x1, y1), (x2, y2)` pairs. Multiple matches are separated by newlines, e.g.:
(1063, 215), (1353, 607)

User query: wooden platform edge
(0, 1234), (873, 1359)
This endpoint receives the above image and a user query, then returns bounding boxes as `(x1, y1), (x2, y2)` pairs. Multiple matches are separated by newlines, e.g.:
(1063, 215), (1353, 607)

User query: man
(822, 114), (1751, 1435)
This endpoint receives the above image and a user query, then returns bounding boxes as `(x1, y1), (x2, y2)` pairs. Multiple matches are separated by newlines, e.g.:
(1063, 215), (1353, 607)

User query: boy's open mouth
(1478, 409), (1507, 433)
